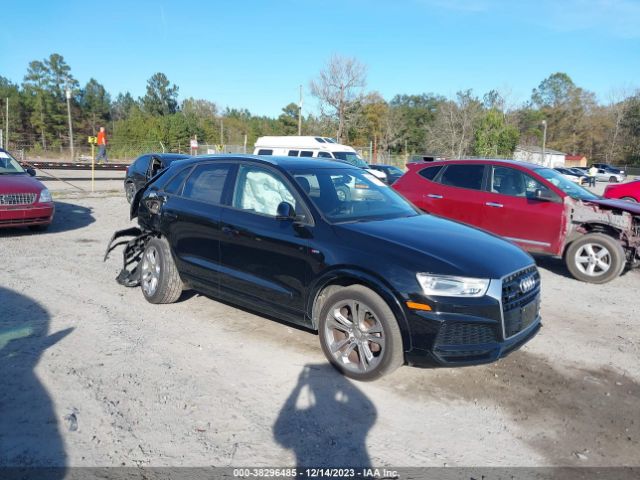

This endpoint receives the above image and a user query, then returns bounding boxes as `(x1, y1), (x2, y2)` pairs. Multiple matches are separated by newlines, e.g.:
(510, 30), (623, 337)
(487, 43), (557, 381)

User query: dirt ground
(0, 190), (638, 469)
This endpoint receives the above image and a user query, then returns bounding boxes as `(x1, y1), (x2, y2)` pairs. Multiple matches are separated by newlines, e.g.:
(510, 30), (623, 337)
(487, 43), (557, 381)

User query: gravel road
(1, 192), (638, 469)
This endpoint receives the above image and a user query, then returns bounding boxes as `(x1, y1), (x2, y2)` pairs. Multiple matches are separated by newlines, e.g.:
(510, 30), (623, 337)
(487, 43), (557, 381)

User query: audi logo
(519, 275), (537, 293)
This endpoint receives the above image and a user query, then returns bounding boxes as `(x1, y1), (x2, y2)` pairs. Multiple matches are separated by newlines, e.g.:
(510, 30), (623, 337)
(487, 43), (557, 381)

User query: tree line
(1, 53), (639, 163)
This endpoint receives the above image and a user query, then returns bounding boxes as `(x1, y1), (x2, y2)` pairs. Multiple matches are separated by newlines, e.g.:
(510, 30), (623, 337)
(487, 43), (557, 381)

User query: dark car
(124, 153), (191, 203)
(0, 148), (54, 231)
(368, 164), (405, 184)
(393, 159), (640, 284)
(106, 155), (541, 381)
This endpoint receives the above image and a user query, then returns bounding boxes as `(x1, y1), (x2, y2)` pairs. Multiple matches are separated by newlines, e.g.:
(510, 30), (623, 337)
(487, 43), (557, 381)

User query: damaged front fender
(104, 227), (154, 287)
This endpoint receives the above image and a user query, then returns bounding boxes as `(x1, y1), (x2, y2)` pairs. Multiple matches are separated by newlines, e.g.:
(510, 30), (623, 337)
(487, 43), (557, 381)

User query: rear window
(164, 166), (193, 195)
(418, 165), (443, 181)
(182, 164), (232, 204)
(257, 149), (273, 155)
(132, 155), (150, 174)
(440, 164), (485, 190)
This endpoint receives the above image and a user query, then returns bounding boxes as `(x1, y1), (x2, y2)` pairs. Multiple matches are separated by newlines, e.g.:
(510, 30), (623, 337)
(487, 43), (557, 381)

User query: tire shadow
(0, 286), (73, 473)
(273, 363), (376, 474)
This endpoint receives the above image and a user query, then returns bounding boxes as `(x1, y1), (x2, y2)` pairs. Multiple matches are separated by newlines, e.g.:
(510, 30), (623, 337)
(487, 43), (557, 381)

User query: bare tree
(310, 55), (367, 142)
(426, 90), (482, 158)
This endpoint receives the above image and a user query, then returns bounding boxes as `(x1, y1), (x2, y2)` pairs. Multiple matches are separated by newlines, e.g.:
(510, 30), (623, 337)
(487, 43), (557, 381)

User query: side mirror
(26, 167), (37, 177)
(276, 201), (296, 221)
(535, 188), (555, 202)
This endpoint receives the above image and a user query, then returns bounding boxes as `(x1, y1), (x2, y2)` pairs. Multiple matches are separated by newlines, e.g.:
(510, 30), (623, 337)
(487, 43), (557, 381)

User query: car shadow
(387, 350), (640, 466)
(273, 363), (376, 473)
(0, 286), (73, 474)
(531, 254), (574, 280)
(0, 200), (94, 237)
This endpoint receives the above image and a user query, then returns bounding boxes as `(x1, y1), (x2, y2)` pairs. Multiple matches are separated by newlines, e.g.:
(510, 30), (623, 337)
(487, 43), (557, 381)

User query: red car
(0, 148), (54, 230)
(604, 179), (640, 203)
(393, 159), (640, 284)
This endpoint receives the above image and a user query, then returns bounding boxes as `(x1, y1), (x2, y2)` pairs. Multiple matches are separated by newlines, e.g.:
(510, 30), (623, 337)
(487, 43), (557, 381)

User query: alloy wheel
(323, 299), (385, 374)
(574, 243), (612, 277)
(141, 246), (161, 296)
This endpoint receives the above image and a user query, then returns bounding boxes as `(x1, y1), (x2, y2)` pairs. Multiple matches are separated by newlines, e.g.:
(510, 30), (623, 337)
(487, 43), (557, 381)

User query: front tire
(609, 176), (618, 183)
(318, 285), (404, 381)
(622, 196), (637, 203)
(140, 237), (183, 304)
(565, 233), (626, 284)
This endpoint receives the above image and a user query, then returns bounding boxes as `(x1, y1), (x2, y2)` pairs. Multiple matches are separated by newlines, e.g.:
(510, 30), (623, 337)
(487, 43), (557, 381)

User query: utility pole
(541, 120), (547, 166)
(298, 85), (303, 136)
(66, 88), (75, 160)
(5, 97), (8, 150)
(220, 118), (224, 147)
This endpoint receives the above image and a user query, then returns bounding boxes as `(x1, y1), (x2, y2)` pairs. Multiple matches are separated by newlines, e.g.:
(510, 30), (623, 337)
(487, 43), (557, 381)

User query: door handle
(425, 194), (443, 199)
(485, 202), (503, 208)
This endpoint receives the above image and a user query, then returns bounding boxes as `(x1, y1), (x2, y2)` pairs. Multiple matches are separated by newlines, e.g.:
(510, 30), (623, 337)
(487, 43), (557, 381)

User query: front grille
(434, 321), (497, 347)
(502, 265), (541, 338)
(0, 193), (37, 205)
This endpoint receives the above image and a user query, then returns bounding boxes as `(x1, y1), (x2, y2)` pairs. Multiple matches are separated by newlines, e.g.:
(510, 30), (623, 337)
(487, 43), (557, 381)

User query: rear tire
(318, 285), (404, 381)
(140, 237), (183, 304)
(565, 233), (626, 284)
(621, 196), (637, 203)
(609, 176), (618, 183)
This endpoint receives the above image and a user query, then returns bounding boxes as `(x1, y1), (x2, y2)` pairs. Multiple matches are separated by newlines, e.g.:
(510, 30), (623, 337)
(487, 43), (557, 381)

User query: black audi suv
(107, 155), (541, 381)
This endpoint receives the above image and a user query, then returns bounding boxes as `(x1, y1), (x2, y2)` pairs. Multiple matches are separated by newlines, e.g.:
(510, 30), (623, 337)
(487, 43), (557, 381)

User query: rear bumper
(0, 203), (54, 228)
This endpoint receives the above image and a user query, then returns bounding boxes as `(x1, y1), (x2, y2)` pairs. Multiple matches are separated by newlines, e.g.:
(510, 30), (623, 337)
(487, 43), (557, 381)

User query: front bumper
(403, 265), (542, 368)
(0, 203), (54, 228)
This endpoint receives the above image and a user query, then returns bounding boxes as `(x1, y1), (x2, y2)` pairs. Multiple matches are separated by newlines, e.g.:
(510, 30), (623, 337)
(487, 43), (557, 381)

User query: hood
(336, 214), (534, 279)
(0, 174), (45, 195)
(584, 198), (640, 215)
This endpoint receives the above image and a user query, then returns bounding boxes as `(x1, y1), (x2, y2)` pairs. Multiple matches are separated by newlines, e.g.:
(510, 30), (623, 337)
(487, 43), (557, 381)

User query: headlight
(416, 273), (490, 297)
(39, 188), (52, 203)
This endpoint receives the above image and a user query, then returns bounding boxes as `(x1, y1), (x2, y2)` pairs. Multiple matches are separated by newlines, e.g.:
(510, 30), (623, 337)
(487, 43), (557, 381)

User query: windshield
(332, 151), (369, 169)
(291, 167), (418, 223)
(535, 168), (599, 201)
(0, 151), (26, 175)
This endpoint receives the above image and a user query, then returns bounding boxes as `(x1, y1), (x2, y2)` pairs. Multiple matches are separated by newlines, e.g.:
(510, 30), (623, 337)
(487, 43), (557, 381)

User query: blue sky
(1, 0), (639, 116)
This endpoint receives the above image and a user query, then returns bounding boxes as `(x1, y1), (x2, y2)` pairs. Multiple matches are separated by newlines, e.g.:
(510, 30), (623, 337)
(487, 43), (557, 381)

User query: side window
(257, 149), (273, 155)
(440, 164), (485, 190)
(147, 156), (163, 178)
(164, 166), (192, 195)
(418, 165), (443, 181)
(491, 166), (555, 199)
(318, 152), (333, 158)
(182, 164), (231, 204)
(233, 166), (297, 217)
(288, 150), (299, 157)
(300, 150), (313, 157)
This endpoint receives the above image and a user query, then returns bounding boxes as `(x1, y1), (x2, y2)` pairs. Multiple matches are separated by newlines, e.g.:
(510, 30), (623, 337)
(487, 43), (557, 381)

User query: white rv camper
(253, 136), (387, 182)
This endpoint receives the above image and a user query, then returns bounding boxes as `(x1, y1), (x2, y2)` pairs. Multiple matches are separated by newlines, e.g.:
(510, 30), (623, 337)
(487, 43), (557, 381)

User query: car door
(480, 165), (565, 254)
(163, 162), (236, 293)
(425, 163), (488, 227)
(218, 164), (314, 322)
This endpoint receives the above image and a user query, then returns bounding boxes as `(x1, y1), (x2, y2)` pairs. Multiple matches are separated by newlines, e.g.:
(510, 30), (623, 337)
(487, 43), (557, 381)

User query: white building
(513, 145), (565, 168)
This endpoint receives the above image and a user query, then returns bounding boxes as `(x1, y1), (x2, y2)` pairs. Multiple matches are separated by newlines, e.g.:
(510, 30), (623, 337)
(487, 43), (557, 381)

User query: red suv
(393, 159), (640, 284)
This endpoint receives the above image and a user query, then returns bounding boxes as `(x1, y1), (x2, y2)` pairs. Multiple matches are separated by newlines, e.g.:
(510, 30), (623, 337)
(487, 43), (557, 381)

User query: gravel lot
(1, 188), (639, 469)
